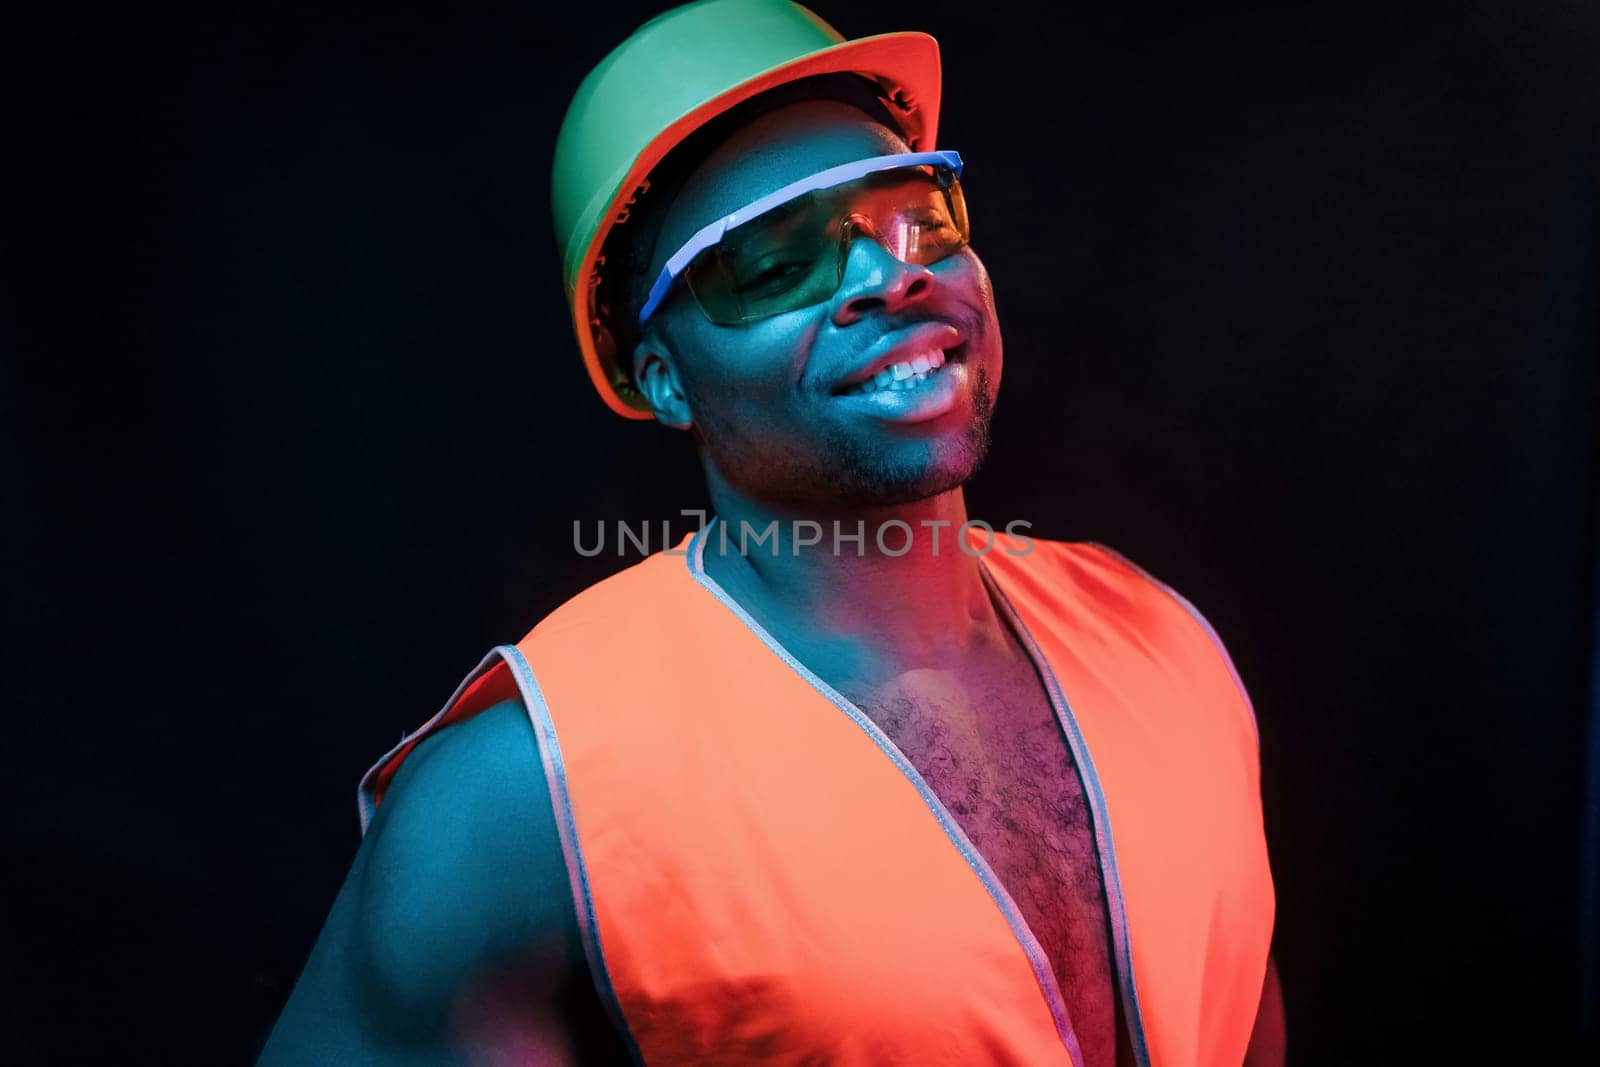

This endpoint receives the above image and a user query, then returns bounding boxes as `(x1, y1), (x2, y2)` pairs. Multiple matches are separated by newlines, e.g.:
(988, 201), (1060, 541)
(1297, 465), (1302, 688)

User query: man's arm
(257, 698), (584, 1064)
(1243, 951), (1286, 1067)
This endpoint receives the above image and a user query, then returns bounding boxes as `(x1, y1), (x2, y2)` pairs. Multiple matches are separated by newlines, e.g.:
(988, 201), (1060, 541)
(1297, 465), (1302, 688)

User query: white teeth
(842, 348), (951, 395)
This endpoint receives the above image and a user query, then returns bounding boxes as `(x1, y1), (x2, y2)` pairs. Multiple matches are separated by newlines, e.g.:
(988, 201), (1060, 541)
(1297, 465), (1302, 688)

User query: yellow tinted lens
(849, 171), (968, 264)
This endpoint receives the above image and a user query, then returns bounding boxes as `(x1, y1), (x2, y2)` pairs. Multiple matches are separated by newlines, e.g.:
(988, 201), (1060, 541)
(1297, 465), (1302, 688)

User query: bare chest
(846, 666), (1124, 1067)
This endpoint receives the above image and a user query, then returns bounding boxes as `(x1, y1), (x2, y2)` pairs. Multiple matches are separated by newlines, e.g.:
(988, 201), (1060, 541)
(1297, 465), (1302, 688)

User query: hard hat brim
(570, 31), (943, 419)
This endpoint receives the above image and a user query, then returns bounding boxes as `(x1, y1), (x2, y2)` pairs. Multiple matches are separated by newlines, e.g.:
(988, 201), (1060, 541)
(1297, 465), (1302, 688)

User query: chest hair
(845, 667), (1123, 1067)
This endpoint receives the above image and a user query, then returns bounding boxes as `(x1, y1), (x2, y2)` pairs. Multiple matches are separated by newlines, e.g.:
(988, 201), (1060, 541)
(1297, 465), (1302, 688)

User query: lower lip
(831, 358), (969, 424)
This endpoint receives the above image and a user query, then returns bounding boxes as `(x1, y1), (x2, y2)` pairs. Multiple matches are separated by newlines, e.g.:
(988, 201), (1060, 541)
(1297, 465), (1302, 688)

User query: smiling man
(260, 2), (1281, 1064)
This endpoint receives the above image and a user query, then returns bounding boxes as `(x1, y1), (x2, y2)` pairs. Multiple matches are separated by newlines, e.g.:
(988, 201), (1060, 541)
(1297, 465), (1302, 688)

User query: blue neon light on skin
(638, 149), (965, 325)
(629, 104), (1001, 522)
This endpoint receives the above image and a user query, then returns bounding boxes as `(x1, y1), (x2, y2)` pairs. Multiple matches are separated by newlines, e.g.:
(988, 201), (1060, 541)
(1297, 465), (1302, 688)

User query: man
(261, 1), (1282, 1063)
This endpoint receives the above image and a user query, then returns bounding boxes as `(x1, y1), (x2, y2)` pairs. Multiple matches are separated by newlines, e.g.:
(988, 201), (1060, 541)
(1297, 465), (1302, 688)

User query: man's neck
(699, 485), (1009, 692)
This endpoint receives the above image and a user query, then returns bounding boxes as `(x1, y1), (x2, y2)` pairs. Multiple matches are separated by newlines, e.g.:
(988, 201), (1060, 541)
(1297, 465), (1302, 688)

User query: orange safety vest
(359, 519), (1275, 1066)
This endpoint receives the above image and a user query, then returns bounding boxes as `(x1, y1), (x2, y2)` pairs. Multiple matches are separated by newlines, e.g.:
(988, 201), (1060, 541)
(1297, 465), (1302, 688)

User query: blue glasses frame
(636, 149), (965, 326)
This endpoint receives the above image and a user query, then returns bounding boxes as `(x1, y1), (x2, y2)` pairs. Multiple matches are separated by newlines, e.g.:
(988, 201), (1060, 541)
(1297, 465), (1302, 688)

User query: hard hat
(551, 0), (943, 418)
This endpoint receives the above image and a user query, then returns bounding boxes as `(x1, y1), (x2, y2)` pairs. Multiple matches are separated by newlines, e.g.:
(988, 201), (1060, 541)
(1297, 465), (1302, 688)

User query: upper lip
(828, 320), (967, 394)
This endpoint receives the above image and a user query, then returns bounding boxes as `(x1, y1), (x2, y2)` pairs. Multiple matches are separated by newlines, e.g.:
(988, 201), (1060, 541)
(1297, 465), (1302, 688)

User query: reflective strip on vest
(358, 523), (1275, 1066)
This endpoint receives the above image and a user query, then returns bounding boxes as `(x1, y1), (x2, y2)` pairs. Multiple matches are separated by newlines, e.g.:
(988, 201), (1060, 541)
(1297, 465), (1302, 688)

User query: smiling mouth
(835, 343), (966, 396)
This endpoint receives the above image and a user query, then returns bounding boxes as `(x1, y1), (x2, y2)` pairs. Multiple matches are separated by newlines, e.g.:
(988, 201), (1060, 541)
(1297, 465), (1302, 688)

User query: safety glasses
(638, 150), (968, 327)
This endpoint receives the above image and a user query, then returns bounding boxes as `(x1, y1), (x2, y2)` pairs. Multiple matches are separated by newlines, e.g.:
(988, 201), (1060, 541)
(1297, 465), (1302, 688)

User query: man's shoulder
(379, 696), (540, 813)
(1064, 539), (1220, 631)
(985, 529), (1145, 585)
(341, 696), (578, 1027)
(521, 545), (696, 646)
(991, 533), (1225, 643)
(367, 697), (552, 876)
(1026, 537), (1260, 743)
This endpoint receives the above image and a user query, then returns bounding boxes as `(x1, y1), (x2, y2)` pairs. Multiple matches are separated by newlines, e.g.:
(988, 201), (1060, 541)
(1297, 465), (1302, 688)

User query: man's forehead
(654, 104), (907, 266)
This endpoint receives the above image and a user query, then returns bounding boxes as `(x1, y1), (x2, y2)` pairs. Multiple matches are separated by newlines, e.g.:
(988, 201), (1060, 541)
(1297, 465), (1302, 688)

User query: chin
(843, 391), (994, 504)
(832, 430), (993, 508)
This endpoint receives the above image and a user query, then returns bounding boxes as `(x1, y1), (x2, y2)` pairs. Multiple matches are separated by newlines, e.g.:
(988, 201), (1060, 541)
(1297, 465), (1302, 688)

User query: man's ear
(632, 333), (694, 430)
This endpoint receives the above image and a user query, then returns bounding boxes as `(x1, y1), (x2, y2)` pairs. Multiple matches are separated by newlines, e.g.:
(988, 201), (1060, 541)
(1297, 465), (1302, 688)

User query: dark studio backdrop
(8, 1), (1598, 1062)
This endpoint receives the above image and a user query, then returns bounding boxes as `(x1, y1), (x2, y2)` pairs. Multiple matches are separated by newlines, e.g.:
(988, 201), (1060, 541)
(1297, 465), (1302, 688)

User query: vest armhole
(1080, 541), (1262, 755)
(495, 644), (647, 1067)
(353, 644), (646, 1065)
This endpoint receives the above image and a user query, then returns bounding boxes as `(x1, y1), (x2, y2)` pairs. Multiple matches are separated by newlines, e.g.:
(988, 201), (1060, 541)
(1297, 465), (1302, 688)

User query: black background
(9, 1), (1598, 1062)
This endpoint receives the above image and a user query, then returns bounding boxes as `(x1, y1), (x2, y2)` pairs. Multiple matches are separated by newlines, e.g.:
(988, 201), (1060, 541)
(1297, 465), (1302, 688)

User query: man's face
(634, 100), (1003, 514)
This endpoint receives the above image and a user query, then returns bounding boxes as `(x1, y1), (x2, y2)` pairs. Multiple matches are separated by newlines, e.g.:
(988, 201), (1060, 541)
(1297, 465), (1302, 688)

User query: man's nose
(830, 233), (936, 326)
